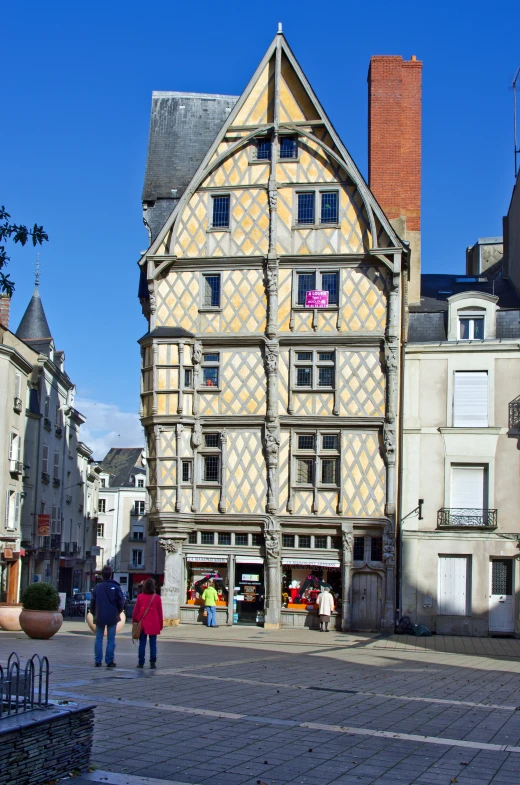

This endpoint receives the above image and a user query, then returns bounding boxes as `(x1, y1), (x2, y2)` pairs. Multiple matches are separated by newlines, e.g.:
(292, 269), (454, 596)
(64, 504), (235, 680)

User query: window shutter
(9, 433), (15, 461)
(14, 373), (21, 399)
(438, 556), (468, 616)
(14, 493), (20, 528)
(51, 506), (57, 534)
(451, 466), (485, 509)
(54, 451), (60, 479)
(56, 506), (61, 534)
(16, 435), (20, 461)
(42, 445), (49, 473)
(453, 371), (488, 427)
(5, 491), (10, 529)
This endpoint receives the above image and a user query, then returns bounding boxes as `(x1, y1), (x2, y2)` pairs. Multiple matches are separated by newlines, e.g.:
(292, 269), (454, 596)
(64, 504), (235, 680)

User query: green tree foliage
(21, 582), (60, 611)
(0, 206), (48, 295)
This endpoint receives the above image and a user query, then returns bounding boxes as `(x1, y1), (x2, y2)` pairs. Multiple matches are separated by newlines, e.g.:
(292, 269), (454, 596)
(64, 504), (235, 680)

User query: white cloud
(75, 397), (144, 461)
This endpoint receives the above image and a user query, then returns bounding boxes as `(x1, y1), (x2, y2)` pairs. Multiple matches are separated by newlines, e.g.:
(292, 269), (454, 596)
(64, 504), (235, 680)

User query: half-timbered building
(138, 29), (410, 630)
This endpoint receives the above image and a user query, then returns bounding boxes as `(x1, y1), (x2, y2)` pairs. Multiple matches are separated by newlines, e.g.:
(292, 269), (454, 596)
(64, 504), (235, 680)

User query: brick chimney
(0, 294), (11, 329)
(368, 55), (422, 304)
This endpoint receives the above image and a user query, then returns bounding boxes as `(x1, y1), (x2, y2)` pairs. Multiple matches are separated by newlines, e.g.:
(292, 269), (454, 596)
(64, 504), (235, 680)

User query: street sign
(305, 290), (329, 308)
(37, 514), (50, 536)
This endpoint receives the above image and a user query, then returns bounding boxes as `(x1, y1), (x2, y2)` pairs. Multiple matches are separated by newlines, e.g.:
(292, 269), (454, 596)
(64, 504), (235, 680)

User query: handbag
(132, 595), (155, 641)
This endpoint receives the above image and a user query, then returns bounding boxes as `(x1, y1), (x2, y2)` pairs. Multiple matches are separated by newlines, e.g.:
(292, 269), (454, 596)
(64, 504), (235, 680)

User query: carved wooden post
(382, 523), (396, 630)
(341, 522), (354, 631)
(263, 517), (281, 629)
(160, 537), (184, 625)
(264, 422), (280, 514)
(177, 341), (184, 414)
(219, 430), (227, 513)
(175, 423), (182, 513)
(139, 346), (144, 418)
(152, 343), (158, 415)
(266, 262), (278, 340)
(154, 425), (161, 513)
(384, 273), (400, 517)
(191, 421), (202, 513)
(192, 341), (202, 416)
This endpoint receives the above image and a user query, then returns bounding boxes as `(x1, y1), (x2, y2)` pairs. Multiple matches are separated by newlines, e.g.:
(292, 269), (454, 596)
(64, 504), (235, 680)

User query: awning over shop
(282, 559), (341, 567)
(132, 573), (164, 583)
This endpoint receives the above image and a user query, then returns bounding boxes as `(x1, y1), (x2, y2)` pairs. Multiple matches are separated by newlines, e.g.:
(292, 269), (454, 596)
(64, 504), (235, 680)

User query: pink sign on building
(305, 290), (329, 308)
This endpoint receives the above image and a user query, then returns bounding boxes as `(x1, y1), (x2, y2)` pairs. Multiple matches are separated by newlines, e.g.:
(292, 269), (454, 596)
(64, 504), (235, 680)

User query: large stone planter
(0, 603), (22, 631)
(19, 609), (63, 639)
(86, 611), (126, 634)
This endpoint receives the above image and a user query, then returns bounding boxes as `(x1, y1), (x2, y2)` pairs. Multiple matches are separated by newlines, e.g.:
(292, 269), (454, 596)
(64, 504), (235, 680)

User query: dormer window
(459, 314), (484, 340)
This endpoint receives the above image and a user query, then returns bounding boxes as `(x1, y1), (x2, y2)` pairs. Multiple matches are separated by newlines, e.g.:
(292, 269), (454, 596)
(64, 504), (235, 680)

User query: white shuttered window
(453, 371), (488, 427)
(438, 556), (470, 616)
(451, 465), (486, 509)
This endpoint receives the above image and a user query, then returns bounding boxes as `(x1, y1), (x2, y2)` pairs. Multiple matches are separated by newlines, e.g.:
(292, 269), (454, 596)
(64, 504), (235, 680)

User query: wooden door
(489, 559), (514, 633)
(351, 572), (382, 631)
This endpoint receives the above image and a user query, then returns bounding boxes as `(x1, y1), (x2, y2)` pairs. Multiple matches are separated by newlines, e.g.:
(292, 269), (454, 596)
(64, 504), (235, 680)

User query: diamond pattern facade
(339, 351), (385, 417)
(226, 430), (267, 514)
(342, 431), (385, 517)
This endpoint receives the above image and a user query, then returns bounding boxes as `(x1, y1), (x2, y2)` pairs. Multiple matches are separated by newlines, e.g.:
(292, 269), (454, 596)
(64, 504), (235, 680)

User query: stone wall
(0, 703), (94, 785)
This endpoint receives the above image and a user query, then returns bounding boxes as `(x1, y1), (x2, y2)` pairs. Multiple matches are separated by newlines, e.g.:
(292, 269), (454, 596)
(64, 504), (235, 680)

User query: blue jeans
(138, 632), (157, 665)
(206, 606), (216, 627)
(95, 624), (116, 664)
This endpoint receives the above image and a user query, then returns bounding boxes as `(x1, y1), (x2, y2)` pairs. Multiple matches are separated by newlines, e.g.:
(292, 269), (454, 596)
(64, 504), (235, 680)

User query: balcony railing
(509, 395), (520, 430)
(129, 562), (145, 570)
(9, 460), (23, 476)
(13, 397), (22, 413)
(437, 508), (498, 529)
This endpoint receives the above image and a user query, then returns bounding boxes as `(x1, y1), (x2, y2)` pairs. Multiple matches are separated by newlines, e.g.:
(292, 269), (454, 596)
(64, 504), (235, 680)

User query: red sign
(37, 514), (50, 536)
(305, 290), (329, 308)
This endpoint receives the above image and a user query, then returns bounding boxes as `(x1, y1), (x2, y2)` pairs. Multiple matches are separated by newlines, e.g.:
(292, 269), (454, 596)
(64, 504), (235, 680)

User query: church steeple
(15, 262), (53, 356)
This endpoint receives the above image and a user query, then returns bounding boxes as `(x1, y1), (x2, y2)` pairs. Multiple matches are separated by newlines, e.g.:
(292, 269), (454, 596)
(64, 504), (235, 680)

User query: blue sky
(3, 0), (518, 457)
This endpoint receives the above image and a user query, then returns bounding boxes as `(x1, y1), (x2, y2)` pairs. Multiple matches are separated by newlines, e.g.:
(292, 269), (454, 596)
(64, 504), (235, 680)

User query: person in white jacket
(316, 587), (335, 632)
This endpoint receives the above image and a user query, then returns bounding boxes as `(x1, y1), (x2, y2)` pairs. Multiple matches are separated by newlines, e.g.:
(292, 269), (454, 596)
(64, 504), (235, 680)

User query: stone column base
(264, 622), (281, 630)
(164, 618), (181, 627)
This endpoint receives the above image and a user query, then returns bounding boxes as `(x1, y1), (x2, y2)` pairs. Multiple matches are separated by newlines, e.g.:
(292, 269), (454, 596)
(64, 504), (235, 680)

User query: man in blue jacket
(90, 565), (125, 668)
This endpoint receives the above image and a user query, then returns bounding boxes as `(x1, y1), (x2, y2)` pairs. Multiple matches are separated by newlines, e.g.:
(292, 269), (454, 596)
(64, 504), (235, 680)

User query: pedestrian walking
(316, 586), (335, 632)
(202, 580), (218, 627)
(132, 578), (164, 669)
(90, 565), (125, 667)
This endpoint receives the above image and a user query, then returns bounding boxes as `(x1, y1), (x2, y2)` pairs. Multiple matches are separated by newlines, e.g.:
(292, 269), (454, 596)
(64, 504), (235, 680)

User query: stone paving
(3, 621), (520, 784)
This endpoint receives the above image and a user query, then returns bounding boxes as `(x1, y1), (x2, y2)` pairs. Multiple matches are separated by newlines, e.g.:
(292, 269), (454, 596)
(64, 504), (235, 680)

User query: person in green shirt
(202, 581), (219, 627)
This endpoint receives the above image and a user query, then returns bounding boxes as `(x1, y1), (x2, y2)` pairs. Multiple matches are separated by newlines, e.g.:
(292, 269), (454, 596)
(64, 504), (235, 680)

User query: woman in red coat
(132, 578), (163, 669)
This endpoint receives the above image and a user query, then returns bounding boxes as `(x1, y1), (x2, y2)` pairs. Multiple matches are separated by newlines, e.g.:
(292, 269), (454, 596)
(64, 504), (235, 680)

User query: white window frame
(96, 522), (105, 538)
(458, 312), (485, 340)
(42, 444), (49, 474)
(134, 500), (145, 516)
(131, 548), (144, 568)
(293, 431), (340, 489)
(200, 273), (222, 311)
(98, 499), (106, 513)
(53, 450), (60, 480)
(200, 352), (220, 390)
(132, 523), (145, 541)
(293, 350), (335, 390)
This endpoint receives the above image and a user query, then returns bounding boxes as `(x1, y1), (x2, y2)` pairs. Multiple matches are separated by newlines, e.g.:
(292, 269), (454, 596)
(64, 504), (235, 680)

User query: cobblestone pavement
(3, 622), (520, 785)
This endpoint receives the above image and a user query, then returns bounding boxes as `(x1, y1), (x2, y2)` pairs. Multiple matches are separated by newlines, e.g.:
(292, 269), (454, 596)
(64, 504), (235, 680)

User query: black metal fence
(0, 652), (49, 720)
(437, 508), (498, 528)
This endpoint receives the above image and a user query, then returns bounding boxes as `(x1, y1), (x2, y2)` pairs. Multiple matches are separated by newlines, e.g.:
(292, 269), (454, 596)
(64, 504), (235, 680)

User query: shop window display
(282, 566), (341, 611)
(186, 564), (228, 606)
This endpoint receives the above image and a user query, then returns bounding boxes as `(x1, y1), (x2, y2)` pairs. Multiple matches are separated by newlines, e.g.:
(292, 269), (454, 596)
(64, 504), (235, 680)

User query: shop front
(181, 554), (265, 626)
(281, 558), (342, 629)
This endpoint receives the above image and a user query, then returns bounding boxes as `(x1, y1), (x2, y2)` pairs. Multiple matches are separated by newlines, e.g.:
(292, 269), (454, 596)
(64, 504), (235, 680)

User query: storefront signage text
(37, 514), (50, 536)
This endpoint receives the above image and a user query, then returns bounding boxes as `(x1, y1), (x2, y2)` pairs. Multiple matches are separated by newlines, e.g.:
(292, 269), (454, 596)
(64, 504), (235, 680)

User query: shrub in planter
(20, 583), (63, 639)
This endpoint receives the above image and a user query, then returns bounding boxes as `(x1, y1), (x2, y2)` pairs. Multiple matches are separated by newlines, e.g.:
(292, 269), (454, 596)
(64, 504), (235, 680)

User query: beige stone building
(137, 32), (421, 629)
(96, 448), (158, 600)
(401, 184), (520, 635)
(0, 282), (100, 603)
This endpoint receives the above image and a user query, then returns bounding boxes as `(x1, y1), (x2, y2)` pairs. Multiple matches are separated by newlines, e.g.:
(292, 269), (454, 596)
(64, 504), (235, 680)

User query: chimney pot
(0, 294), (11, 330)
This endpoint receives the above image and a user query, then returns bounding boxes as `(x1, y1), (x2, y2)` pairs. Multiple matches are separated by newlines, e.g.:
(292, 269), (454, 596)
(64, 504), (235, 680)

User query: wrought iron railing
(437, 508), (498, 528)
(509, 395), (520, 430)
(0, 652), (49, 720)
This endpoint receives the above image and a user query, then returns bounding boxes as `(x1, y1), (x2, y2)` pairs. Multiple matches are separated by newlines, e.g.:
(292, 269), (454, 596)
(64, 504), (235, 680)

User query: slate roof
(15, 285), (53, 355)
(408, 274), (520, 343)
(409, 274), (520, 313)
(142, 91), (239, 241)
(138, 326), (195, 343)
(99, 448), (145, 488)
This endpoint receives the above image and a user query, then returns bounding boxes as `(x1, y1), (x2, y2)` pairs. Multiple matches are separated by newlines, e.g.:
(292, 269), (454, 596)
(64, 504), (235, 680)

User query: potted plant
(0, 602), (23, 631)
(19, 583), (63, 639)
